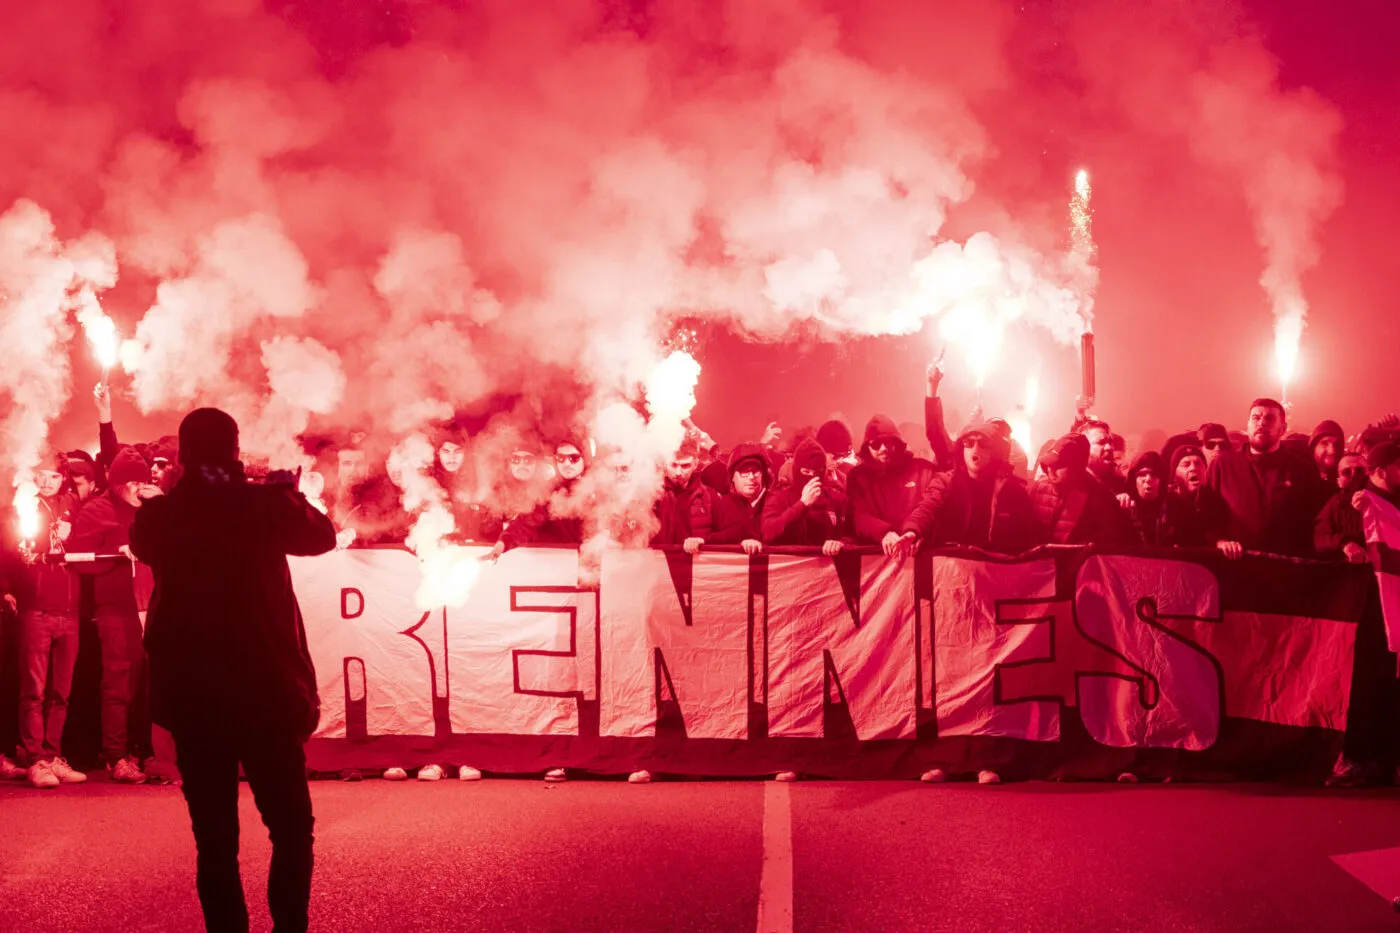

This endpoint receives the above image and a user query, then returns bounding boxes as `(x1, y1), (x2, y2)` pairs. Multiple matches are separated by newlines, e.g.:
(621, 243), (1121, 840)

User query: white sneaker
(976, 770), (1002, 785)
(544, 768), (568, 783)
(110, 757), (146, 784)
(628, 770), (652, 784)
(0, 754), (26, 780)
(28, 761), (59, 789)
(48, 758), (87, 784)
(383, 767), (408, 781)
(417, 764), (444, 781)
(774, 771), (798, 783)
(920, 768), (947, 783)
(1116, 771), (1139, 784)
(458, 766), (483, 782)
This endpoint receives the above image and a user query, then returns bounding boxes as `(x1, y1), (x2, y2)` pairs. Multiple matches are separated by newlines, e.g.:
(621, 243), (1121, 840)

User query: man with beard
(1080, 420), (1126, 497)
(1207, 398), (1326, 556)
(686, 444), (770, 556)
(898, 423), (1037, 555)
(652, 440), (707, 548)
(1314, 450), (1370, 562)
(761, 438), (848, 554)
(846, 416), (939, 556)
(432, 427), (495, 543)
(1309, 420), (1346, 488)
(1030, 434), (1130, 545)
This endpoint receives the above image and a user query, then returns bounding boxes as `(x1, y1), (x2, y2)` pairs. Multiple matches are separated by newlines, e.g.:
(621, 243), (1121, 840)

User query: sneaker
(48, 758), (87, 785)
(1326, 756), (1367, 788)
(1116, 771), (1139, 784)
(110, 757), (146, 784)
(0, 754), (26, 780)
(774, 771), (798, 783)
(383, 767), (408, 781)
(28, 761), (59, 789)
(417, 764), (445, 782)
(544, 768), (568, 783)
(628, 770), (652, 784)
(976, 770), (1002, 785)
(339, 768), (363, 782)
(458, 766), (482, 782)
(919, 768), (947, 783)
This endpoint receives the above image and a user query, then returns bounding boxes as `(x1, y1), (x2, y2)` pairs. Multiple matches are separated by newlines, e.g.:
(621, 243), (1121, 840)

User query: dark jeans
(174, 725), (315, 933)
(18, 609), (80, 763)
(94, 604), (143, 764)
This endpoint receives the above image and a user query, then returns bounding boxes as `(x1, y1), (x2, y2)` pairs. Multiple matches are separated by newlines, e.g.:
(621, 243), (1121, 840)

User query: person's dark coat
(500, 480), (587, 549)
(1314, 489), (1365, 557)
(130, 467), (336, 737)
(1030, 472), (1130, 545)
(339, 474), (414, 546)
(901, 468), (1038, 554)
(846, 416), (939, 544)
(68, 487), (143, 609)
(651, 471), (707, 547)
(691, 444), (771, 544)
(1206, 443), (1327, 556)
(761, 439), (847, 546)
(0, 491), (80, 614)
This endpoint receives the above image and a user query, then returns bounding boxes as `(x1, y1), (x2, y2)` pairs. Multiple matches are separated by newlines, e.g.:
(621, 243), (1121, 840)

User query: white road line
(756, 781), (794, 933)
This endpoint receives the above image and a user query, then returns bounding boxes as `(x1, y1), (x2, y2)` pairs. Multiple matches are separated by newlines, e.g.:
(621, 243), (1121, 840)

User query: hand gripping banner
(295, 544), (1372, 780)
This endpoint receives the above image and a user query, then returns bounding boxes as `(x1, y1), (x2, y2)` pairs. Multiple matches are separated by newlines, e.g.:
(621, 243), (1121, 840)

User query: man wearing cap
(761, 438), (849, 553)
(846, 416), (940, 556)
(900, 423), (1037, 554)
(68, 446), (162, 783)
(686, 443), (771, 555)
(131, 407), (335, 932)
(1197, 423), (1232, 469)
(1030, 433), (1130, 545)
(1206, 398), (1326, 556)
(1167, 445), (1239, 555)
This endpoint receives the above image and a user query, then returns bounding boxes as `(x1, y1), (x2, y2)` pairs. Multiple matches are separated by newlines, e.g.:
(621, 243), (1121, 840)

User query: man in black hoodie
(492, 437), (591, 555)
(1166, 445), (1240, 556)
(900, 423), (1037, 554)
(68, 446), (161, 783)
(1030, 434), (1130, 545)
(652, 440), (707, 547)
(846, 416), (939, 555)
(687, 443), (769, 555)
(761, 438), (848, 554)
(131, 408), (336, 933)
(1207, 398), (1326, 556)
(1309, 419), (1346, 488)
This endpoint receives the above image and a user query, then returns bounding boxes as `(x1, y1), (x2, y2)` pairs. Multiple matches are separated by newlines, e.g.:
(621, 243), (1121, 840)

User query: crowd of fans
(4, 364), (1400, 790)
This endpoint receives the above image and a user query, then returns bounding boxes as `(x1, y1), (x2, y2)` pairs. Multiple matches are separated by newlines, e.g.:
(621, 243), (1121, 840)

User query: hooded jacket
(901, 467), (1038, 553)
(761, 439), (848, 546)
(68, 486), (144, 609)
(131, 466), (336, 738)
(690, 444), (770, 544)
(1030, 470), (1130, 545)
(845, 417), (939, 544)
(651, 469), (708, 547)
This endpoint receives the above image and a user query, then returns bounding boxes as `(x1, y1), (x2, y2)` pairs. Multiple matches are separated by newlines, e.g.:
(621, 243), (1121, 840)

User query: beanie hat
(860, 415), (905, 455)
(179, 408), (240, 467)
(816, 420), (854, 456)
(728, 443), (771, 483)
(1042, 434), (1090, 472)
(107, 447), (152, 487)
(791, 438), (827, 480)
(1128, 450), (1166, 480)
(1169, 444), (1206, 479)
(1310, 420), (1345, 452)
(1368, 442), (1400, 473)
(62, 458), (97, 481)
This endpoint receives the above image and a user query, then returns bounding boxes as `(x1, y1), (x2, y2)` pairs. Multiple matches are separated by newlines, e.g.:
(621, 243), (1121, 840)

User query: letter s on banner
(1074, 556), (1224, 750)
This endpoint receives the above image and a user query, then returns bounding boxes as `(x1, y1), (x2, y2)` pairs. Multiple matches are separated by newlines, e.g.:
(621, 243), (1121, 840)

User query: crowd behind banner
(3, 365), (1400, 789)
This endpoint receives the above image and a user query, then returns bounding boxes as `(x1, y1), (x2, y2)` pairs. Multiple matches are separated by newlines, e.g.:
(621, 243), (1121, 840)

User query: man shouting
(131, 409), (337, 933)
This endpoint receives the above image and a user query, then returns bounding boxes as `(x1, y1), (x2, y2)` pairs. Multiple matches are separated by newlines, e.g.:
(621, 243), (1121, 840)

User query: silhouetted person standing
(130, 409), (336, 933)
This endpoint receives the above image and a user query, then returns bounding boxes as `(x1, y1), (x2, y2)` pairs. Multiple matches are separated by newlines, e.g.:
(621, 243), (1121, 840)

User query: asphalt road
(4, 775), (1400, 932)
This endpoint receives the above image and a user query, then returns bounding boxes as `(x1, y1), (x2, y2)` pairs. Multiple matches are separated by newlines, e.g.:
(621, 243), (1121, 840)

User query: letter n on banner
(599, 550), (751, 739)
(1074, 556), (1223, 750)
(932, 556), (1060, 741)
(448, 546), (596, 736)
(765, 553), (917, 739)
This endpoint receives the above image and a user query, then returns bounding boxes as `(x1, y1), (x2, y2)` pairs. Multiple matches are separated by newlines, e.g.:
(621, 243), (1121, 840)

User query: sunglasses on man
(868, 440), (902, 453)
(509, 454), (536, 465)
(555, 453), (583, 464)
(1203, 440), (1227, 450)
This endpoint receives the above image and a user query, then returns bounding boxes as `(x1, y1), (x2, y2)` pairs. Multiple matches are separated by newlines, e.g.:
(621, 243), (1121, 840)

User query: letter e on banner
(1074, 556), (1223, 750)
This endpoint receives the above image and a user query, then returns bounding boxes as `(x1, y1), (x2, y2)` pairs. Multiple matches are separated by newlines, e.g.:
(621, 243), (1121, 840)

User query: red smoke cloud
(0, 0), (1356, 483)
